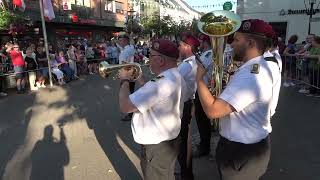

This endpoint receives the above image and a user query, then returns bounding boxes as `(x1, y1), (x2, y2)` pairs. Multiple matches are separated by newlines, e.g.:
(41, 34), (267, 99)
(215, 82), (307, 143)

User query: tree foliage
(0, 8), (25, 31)
(140, 13), (194, 38)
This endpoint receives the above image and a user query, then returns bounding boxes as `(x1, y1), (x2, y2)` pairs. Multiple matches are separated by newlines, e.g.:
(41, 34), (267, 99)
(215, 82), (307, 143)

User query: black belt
(219, 135), (270, 151)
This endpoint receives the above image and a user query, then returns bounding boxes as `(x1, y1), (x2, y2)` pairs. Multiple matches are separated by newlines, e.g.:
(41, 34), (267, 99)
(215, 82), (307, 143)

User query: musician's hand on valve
(118, 68), (134, 81)
(196, 63), (207, 82)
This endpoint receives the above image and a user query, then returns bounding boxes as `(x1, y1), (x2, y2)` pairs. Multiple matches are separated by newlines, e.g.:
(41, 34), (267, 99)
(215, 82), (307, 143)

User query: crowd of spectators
(0, 37), (151, 97)
(282, 33), (320, 97)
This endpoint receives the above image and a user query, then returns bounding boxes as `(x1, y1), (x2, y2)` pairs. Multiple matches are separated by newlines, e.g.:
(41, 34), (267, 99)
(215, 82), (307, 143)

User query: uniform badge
(243, 21), (251, 31)
(251, 64), (260, 74)
(153, 42), (160, 50)
(151, 75), (164, 82)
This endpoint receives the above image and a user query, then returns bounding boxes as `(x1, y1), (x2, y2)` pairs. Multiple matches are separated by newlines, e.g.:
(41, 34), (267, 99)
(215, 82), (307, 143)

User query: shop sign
(71, 15), (79, 22)
(280, 8), (320, 16)
(223, 2), (233, 11)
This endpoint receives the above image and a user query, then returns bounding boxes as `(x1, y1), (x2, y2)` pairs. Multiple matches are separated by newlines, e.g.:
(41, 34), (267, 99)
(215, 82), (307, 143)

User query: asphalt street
(0, 73), (319, 180)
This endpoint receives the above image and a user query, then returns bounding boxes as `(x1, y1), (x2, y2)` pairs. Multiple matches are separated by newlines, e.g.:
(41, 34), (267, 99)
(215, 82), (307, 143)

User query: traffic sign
(223, 1), (233, 11)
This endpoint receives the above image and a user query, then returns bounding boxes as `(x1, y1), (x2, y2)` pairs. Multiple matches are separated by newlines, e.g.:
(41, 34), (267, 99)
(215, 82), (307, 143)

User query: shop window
(84, 0), (91, 7)
(115, 1), (124, 14)
(75, 0), (84, 6)
(105, 0), (114, 12)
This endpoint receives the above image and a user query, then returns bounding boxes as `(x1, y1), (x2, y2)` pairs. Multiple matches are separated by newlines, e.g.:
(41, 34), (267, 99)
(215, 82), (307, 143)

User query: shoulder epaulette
(265, 56), (278, 65)
(251, 64), (260, 74)
(151, 75), (164, 82)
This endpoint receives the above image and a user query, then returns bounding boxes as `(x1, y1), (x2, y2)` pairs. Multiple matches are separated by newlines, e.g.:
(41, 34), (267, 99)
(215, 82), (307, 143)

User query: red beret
(198, 34), (210, 43)
(181, 34), (200, 48)
(151, 39), (179, 59)
(238, 19), (274, 39)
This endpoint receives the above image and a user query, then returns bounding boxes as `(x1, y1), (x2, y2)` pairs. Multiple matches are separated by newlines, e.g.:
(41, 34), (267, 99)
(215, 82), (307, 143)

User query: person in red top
(6, 43), (26, 93)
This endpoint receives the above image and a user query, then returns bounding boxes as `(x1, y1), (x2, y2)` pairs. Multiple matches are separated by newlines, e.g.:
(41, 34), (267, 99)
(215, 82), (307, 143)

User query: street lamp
(305, 0), (318, 34)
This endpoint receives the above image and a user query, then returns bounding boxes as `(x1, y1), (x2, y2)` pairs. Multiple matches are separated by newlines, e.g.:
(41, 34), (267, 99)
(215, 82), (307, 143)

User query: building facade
(237, 0), (320, 43)
(24, 0), (130, 43)
(131, 0), (201, 25)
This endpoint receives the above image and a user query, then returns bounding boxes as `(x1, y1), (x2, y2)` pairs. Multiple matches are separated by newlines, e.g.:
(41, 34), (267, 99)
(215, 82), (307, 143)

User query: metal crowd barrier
(282, 54), (320, 90)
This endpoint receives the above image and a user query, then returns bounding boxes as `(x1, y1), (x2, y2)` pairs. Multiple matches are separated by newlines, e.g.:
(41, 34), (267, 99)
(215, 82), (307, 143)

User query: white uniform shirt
(178, 56), (197, 100)
(219, 55), (279, 144)
(119, 45), (135, 64)
(129, 68), (187, 145)
(263, 49), (282, 116)
(200, 50), (214, 86)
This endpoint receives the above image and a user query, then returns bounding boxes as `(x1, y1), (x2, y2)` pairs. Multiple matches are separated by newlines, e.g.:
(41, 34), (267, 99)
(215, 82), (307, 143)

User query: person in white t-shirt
(117, 39), (186, 180)
(196, 19), (280, 180)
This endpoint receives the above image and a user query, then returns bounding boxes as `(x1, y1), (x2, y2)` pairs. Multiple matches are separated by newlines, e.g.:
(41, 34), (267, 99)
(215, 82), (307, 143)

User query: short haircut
(244, 33), (268, 54)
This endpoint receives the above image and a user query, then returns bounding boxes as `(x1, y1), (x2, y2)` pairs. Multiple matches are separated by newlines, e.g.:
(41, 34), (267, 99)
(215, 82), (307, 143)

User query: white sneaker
(36, 82), (41, 88)
(298, 88), (309, 94)
(283, 82), (291, 87)
(31, 87), (39, 91)
(289, 82), (295, 86)
(41, 84), (46, 88)
(0, 92), (7, 97)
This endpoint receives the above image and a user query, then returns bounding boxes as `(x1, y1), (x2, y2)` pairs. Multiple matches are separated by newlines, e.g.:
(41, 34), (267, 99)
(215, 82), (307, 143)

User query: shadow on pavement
(49, 76), (142, 179)
(0, 93), (36, 180)
(30, 125), (69, 180)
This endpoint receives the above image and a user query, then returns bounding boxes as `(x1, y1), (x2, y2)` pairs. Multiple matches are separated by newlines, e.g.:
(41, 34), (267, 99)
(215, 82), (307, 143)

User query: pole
(308, 1), (315, 34)
(39, 0), (53, 87)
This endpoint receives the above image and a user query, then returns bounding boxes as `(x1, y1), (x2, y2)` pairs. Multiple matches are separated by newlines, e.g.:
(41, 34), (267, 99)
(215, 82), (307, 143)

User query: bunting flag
(43, 0), (55, 21)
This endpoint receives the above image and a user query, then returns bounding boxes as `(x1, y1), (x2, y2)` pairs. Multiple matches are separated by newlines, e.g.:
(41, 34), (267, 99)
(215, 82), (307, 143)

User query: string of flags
(191, 1), (237, 9)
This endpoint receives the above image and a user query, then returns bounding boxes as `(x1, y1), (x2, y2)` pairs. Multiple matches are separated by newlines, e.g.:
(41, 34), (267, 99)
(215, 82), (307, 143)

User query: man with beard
(196, 19), (280, 180)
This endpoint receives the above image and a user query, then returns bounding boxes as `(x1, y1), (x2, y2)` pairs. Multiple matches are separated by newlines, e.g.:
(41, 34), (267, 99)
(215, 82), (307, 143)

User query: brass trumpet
(99, 61), (148, 81)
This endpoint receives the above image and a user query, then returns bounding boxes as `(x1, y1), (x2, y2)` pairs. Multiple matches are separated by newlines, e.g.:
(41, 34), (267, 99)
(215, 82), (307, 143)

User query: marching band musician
(177, 33), (200, 180)
(117, 34), (136, 121)
(196, 19), (281, 180)
(117, 39), (187, 180)
(193, 34), (214, 158)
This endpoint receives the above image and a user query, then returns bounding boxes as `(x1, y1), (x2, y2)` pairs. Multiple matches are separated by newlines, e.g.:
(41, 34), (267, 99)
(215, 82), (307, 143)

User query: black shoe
(193, 145), (210, 158)
(17, 90), (23, 94)
(121, 115), (132, 121)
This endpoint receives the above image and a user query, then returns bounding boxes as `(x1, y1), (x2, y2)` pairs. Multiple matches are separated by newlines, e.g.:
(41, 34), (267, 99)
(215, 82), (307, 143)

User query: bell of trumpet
(99, 61), (143, 81)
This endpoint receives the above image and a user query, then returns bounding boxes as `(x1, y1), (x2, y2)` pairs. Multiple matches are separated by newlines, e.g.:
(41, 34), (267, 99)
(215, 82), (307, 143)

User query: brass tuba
(99, 61), (143, 81)
(197, 10), (241, 128)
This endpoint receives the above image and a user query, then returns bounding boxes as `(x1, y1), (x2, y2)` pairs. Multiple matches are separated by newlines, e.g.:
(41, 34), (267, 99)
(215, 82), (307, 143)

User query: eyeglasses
(13, 47), (19, 48)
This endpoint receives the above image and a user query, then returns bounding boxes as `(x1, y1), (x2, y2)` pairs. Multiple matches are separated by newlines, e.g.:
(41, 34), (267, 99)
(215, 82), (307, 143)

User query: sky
(184, 0), (237, 13)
